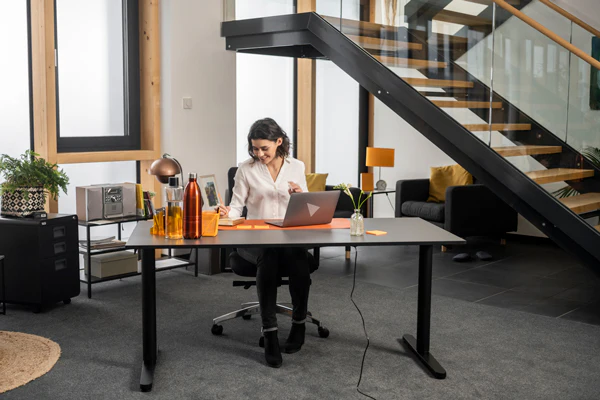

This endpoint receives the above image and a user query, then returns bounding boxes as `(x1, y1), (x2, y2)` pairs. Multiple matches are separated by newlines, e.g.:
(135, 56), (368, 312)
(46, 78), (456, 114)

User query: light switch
(182, 97), (192, 109)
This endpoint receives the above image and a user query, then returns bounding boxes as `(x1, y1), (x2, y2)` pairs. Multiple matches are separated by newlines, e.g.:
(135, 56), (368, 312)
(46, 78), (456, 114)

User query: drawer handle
(54, 242), (66, 255)
(53, 226), (66, 239)
(54, 259), (67, 271)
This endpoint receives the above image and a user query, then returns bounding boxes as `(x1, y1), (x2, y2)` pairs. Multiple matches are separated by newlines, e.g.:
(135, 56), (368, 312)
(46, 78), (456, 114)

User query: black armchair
(395, 179), (518, 249)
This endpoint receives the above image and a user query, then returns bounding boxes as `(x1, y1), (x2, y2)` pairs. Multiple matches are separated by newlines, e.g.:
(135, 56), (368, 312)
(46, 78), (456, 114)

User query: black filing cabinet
(0, 214), (80, 312)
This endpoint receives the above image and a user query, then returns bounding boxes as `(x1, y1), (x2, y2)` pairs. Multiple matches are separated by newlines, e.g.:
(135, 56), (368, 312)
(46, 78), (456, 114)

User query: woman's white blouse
(228, 157), (309, 220)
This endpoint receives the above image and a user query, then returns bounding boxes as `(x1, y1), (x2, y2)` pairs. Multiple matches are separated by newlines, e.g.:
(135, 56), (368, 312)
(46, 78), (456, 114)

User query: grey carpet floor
(2, 266), (600, 400)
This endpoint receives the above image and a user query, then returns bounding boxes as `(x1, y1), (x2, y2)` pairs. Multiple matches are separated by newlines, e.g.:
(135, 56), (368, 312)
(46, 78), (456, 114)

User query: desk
(126, 218), (465, 392)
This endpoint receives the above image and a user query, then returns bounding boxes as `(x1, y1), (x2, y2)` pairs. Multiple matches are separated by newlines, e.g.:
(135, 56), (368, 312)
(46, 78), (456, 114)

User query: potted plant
(0, 150), (69, 217)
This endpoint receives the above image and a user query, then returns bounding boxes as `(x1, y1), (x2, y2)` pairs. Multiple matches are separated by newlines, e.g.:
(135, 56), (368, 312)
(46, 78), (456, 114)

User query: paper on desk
(366, 230), (387, 236)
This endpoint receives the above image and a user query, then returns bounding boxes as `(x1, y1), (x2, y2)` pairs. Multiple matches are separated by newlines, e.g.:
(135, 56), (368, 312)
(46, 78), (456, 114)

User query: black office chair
(211, 167), (329, 342)
(211, 250), (329, 342)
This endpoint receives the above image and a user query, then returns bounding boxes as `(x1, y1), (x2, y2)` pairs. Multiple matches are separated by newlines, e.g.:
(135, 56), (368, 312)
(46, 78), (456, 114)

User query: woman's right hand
(216, 204), (231, 217)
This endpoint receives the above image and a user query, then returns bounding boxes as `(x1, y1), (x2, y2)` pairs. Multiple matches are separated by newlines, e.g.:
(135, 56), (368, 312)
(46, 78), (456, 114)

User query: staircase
(221, 3), (600, 272)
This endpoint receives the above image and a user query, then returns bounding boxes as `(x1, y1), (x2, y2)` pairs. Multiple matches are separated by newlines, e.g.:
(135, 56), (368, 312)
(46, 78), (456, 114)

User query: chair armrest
(445, 184), (518, 237)
(395, 179), (430, 217)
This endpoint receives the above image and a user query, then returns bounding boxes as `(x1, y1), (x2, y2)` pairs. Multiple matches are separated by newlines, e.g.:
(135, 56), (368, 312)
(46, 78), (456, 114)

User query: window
(0, 0), (32, 159)
(55, 0), (140, 152)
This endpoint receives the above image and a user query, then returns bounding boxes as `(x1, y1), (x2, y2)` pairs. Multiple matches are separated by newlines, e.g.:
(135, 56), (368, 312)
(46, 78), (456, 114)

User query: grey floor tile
(445, 267), (534, 289)
(553, 284), (600, 303)
(345, 264), (420, 290)
(477, 290), (545, 311)
(425, 278), (506, 302)
(521, 297), (584, 318)
(512, 277), (579, 298)
(546, 267), (600, 286)
(481, 255), (573, 277)
(560, 301), (600, 326)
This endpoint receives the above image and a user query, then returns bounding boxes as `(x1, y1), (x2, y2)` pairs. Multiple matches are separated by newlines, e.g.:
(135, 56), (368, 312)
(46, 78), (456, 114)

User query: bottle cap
(189, 172), (197, 179)
(168, 176), (179, 187)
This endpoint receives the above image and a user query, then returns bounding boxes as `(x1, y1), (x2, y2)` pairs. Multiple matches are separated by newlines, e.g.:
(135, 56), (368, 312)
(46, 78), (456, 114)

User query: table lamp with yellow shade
(365, 147), (395, 190)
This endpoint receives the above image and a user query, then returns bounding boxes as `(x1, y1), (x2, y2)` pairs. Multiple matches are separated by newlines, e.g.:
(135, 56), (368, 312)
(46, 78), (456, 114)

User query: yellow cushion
(305, 173), (328, 192)
(427, 165), (473, 203)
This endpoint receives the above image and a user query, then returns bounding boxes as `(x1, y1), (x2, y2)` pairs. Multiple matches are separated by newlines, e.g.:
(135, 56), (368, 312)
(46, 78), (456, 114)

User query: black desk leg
(403, 245), (447, 379)
(140, 248), (157, 392)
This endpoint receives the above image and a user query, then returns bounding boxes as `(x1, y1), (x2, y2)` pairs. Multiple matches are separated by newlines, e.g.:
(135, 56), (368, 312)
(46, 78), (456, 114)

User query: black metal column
(402, 244), (446, 379)
(140, 248), (157, 392)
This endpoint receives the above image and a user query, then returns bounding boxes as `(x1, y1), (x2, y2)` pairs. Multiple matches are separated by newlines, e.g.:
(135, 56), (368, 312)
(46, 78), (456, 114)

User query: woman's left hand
(288, 181), (303, 194)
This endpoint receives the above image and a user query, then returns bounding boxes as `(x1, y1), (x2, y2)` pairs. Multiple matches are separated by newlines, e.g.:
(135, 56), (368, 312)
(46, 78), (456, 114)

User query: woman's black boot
(284, 322), (305, 354)
(263, 329), (282, 368)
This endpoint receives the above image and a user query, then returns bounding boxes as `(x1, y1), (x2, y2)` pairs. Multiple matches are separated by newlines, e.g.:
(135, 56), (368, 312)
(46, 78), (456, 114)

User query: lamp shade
(150, 157), (181, 184)
(365, 147), (395, 167)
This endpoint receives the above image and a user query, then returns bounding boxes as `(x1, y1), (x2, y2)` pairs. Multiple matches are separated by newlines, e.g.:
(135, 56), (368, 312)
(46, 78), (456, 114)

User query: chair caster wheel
(63, 298), (71, 304)
(211, 324), (223, 335)
(242, 314), (252, 320)
(318, 326), (330, 338)
(259, 336), (264, 348)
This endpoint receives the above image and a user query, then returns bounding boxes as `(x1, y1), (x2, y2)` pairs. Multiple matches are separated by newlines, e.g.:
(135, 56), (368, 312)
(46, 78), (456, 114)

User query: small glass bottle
(183, 172), (202, 239)
(350, 209), (364, 236)
(165, 177), (183, 239)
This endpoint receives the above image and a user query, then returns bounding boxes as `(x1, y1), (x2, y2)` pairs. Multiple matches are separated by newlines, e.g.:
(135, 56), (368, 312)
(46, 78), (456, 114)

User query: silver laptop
(265, 191), (341, 228)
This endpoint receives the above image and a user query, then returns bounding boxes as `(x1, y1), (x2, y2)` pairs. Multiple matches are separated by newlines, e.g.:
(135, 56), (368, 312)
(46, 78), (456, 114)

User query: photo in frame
(199, 174), (221, 211)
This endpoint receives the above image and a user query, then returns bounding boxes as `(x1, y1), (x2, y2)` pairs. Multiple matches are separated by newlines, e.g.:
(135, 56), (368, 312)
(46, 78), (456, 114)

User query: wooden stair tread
(493, 145), (562, 157)
(433, 100), (501, 108)
(404, 78), (473, 88)
(525, 168), (594, 184)
(348, 35), (422, 51)
(324, 16), (400, 36)
(463, 0), (519, 5)
(595, 225), (600, 231)
(464, 123), (531, 131)
(375, 55), (447, 69)
(560, 193), (600, 214)
(428, 33), (469, 45)
(433, 10), (493, 27)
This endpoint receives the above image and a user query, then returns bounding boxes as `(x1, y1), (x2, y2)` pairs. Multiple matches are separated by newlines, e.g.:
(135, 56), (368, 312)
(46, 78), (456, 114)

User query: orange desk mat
(218, 218), (350, 231)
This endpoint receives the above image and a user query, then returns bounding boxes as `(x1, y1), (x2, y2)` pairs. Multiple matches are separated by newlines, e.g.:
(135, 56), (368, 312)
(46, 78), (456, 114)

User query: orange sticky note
(236, 225), (252, 230)
(253, 225), (270, 230)
(366, 230), (387, 236)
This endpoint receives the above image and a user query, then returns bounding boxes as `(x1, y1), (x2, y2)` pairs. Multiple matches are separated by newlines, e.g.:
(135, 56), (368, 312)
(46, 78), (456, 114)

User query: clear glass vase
(350, 209), (364, 236)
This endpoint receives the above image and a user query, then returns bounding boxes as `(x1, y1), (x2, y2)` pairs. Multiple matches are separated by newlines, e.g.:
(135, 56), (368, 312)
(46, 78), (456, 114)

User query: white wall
(235, 0), (295, 165)
(160, 0), (236, 201)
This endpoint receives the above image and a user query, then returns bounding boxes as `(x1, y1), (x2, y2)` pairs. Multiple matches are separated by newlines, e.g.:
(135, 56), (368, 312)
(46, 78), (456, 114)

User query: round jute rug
(0, 331), (61, 394)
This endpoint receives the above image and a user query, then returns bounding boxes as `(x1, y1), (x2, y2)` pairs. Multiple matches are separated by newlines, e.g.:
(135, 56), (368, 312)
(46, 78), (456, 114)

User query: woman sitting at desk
(217, 118), (311, 368)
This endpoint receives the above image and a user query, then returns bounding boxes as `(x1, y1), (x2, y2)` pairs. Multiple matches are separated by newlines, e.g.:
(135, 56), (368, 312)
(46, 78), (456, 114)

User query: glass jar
(350, 209), (364, 236)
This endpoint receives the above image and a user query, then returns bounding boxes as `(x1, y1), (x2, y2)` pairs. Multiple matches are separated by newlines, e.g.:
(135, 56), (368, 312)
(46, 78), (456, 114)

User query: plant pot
(0, 187), (46, 217)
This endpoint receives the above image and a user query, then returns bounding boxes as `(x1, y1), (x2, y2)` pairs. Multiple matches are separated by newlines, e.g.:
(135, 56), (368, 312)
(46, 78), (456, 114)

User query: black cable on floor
(351, 246), (377, 400)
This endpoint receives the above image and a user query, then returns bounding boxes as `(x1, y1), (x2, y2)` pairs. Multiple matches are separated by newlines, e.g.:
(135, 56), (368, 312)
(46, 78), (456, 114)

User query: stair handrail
(492, 0), (600, 71)
(538, 0), (600, 39)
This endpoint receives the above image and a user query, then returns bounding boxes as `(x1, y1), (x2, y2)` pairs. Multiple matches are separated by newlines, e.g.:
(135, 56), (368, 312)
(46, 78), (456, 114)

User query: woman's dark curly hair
(247, 118), (291, 161)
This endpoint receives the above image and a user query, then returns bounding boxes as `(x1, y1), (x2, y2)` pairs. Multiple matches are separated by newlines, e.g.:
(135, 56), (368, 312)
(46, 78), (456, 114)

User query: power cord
(385, 193), (395, 213)
(351, 246), (377, 400)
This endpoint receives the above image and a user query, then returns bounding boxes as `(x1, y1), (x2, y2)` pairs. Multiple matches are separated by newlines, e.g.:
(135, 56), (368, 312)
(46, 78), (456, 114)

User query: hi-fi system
(76, 183), (136, 221)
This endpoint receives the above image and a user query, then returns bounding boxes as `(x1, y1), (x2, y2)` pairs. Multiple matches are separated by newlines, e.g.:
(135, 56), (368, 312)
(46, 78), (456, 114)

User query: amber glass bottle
(183, 172), (202, 239)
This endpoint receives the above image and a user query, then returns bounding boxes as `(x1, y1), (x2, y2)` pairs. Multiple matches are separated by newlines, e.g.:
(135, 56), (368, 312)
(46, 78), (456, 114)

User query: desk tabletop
(126, 218), (465, 249)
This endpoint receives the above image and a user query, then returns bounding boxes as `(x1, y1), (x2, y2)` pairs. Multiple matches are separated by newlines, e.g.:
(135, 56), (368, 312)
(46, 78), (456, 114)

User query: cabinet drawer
(40, 221), (78, 259)
(41, 253), (80, 303)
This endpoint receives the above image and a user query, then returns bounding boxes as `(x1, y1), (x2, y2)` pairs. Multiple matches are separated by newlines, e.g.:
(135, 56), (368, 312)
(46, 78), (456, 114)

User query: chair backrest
(227, 167), (247, 217)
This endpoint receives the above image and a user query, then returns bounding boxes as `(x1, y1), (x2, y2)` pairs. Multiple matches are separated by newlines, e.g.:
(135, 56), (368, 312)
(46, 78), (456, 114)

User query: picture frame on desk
(199, 174), (221, 211)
